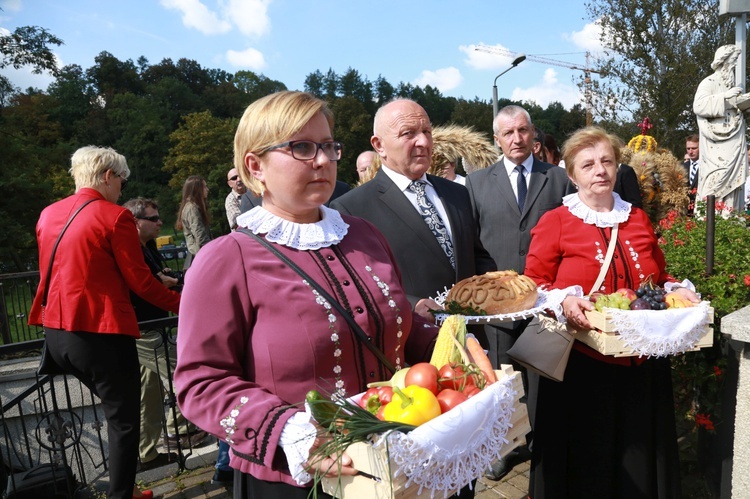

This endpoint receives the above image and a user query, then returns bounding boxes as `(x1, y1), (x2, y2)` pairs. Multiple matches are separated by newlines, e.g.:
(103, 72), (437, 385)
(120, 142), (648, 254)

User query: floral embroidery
(625, 239), (645, 282)
(305, 280), (346, 398)
(365, 265), (403, 371)
(220, 396), (248, 445)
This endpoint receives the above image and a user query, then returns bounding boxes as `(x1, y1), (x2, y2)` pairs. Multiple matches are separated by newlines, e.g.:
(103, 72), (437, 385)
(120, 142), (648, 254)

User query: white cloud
(412, 67), (463, 92)
(564, 21), (604, 55)
(510, 68), (583, 109)
(159, 0), (232, 35)
(225, 0), (271, 37)
(461, 43), (520, 71)
(226, 47), (266, 70)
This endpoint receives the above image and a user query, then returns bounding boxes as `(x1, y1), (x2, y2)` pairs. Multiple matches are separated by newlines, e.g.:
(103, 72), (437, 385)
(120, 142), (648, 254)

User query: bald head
(356, 151), (376, 180)
(371, 99), (433, 181)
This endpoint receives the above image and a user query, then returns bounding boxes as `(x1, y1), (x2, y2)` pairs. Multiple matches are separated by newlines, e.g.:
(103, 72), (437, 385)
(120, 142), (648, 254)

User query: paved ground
(140, 441), (530, 499)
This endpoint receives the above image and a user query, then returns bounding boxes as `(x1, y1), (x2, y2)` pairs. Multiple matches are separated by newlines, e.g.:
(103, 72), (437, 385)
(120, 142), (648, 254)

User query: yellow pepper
(382, 385), (441, 426)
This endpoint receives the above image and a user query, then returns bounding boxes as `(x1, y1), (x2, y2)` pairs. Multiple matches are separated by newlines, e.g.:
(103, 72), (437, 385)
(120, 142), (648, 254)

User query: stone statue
(693, 44), (750, 210)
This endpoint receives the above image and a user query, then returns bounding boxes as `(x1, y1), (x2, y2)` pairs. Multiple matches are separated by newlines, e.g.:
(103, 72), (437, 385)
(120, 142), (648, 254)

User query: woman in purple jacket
(174, 91), (438, 498)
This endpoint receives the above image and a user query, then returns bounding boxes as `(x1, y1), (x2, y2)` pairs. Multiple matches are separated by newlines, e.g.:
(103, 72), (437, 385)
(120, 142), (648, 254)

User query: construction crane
(475, 44), (600, 125)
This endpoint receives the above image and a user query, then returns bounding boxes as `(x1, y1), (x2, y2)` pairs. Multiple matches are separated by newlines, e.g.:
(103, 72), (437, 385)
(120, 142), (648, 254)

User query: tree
(585, 0), (734, 151)
(329, 96), (373, 185)
(0, 26), (62, 75)
(162, 111), (237, 234)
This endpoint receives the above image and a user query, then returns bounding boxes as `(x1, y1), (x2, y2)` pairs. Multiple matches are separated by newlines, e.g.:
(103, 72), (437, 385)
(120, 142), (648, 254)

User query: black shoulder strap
(237, 228), (396, 375)
(42, 199), (100, 308)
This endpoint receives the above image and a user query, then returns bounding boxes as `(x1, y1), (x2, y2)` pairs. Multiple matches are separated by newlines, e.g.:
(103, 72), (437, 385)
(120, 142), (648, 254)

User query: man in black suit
(465, 105), (573, 481)
(331, 99), (495, 320)
(615, 163), (643, 208)
(682, 134), (700, 214)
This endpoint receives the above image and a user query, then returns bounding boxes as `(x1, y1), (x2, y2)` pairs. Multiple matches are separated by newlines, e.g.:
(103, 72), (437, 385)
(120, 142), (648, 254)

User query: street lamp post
(492, 54), (527, 118)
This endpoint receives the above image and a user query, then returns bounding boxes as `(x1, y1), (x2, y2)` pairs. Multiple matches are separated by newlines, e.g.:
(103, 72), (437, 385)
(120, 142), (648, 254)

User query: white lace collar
(563, 192), (631, 227)
(235, 205), (349, 250)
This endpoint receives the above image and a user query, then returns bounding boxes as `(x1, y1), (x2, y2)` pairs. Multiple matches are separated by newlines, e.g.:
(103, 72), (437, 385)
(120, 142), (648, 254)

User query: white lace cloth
(235, 205), (349, 250)
(605, 301), (711, 357)
(375, 374), (519, 497)
(433, 287), (572, 324)
(562, 191), (631, 227)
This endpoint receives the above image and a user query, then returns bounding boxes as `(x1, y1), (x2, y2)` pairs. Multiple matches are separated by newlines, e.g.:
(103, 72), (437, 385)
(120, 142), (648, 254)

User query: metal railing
(0, 316), (202, 498)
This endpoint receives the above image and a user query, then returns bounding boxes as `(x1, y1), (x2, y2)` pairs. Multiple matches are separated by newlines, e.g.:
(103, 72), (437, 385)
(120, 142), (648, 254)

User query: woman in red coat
(29, 146), (181, 499)
(524, 127), (700, 499)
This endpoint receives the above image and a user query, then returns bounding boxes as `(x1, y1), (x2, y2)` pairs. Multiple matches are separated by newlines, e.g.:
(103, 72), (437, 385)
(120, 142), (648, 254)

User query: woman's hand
(672, 286), (701, 304)
(562, 295), (594, 330)
(304, 432), (358, 478)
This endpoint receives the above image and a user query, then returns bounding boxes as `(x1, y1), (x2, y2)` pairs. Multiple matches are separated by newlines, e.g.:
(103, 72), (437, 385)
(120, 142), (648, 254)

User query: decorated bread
(446, 270), (538, 315)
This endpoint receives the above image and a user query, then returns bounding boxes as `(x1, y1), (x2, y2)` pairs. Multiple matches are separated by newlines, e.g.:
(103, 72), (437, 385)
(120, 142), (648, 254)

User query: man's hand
(415, 298), (441, 321)
(156, 272), (179, 288)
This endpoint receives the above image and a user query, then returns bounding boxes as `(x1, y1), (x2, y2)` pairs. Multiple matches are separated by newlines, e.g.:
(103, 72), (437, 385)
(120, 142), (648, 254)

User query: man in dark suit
(682, 134), (700, 214)
(465, 105), (573, 480)
(615, 163), (643, 208)
(331, 99), (495, 320)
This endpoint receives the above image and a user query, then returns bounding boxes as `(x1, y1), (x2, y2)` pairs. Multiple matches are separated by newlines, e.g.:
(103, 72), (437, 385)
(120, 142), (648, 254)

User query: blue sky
(1, 0), (604, 110)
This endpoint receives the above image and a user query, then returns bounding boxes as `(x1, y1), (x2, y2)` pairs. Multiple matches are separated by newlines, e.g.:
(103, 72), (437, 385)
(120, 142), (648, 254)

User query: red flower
(695, 413), (715, 431)
(744, 275), (750, 286)
(730, 274), (736, 280)
(713, 366), (724, 379)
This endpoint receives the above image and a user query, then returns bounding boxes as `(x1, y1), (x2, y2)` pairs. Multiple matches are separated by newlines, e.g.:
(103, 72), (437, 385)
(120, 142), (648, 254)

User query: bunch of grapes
(635, 284), (667, 310)
(593, 293), (631, 312)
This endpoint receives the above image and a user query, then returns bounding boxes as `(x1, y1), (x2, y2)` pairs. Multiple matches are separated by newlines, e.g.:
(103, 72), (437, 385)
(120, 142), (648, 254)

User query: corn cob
(430, 315), (467, 368)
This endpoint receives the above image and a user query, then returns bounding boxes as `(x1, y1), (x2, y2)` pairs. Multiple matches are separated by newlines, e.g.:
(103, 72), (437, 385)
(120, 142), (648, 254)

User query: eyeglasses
(137, 215), (161, 223)
(229, 175), (239, 181)
(265, 140), (343, 161)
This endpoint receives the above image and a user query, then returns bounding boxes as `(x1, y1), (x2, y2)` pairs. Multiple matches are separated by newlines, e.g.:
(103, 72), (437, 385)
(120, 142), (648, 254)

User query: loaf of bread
(446, 270), (538, 315)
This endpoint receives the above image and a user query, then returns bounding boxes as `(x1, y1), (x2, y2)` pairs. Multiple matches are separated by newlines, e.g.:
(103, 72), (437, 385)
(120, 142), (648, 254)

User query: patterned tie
(515, 165), (527, 211)
(689, 161), (698, 185)
(408, 180), (456, 269)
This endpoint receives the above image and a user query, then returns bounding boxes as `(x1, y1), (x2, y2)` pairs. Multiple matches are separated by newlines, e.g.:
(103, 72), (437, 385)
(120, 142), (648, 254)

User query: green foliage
(0, 26), (62, 74)
(585, 0), (734, 151)
(659, 203), (750, 436)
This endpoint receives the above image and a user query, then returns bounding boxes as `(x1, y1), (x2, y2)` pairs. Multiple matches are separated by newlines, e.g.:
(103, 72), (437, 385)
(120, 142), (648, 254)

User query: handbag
(237, 229), (397, 375)
(507, 224), (619, 382)
(37, 198), (99, 376)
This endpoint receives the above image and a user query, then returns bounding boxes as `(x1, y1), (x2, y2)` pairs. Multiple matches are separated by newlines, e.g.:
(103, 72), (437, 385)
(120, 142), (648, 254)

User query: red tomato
(358, 388), (380, 411)
(462, 385), (482, 398)
(437, 389), (468, 413)
(438, 363), (478, 391)
(377, 386), (394, 404)
(404, 363), (440, 395)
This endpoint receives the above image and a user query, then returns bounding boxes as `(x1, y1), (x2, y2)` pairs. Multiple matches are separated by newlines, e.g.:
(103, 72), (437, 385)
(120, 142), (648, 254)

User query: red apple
(615, 288), (637, 302)
(589, 292), (604, 303)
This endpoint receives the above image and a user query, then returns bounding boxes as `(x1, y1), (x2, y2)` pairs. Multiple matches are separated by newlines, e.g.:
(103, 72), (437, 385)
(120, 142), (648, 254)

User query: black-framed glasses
(137, 215), (161, 223)
(265, 140), (343, 161)
(119, 174), (128, 188)
(229, 175), (239, 181)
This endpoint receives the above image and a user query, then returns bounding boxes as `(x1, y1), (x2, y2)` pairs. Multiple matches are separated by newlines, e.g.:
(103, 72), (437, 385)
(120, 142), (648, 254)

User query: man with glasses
(225, 168), (247, 231)
(123, 197), (208, 472)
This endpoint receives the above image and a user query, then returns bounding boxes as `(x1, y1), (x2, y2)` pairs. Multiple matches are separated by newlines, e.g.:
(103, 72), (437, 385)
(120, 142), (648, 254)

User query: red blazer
(29, 188), (180, 337)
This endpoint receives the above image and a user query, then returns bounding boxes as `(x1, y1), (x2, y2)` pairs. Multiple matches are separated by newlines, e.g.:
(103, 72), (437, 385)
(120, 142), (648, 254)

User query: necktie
(515, 165), (527, 211)
(689, 162), (698, 185)
(408, 180), (455, 269)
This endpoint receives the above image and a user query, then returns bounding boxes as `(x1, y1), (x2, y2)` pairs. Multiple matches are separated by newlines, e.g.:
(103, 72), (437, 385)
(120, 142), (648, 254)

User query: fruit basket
(320, 365), (529, 499)
(579, 302), (714, 357)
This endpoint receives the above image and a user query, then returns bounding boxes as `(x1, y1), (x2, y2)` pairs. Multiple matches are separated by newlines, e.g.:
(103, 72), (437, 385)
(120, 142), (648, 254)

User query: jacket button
(343, 280), (350, 286)
(355, 307), (364, 314)
(326, 255), (335, 261)
(370, 371), (375, 378)
(519, 250), (526, 256)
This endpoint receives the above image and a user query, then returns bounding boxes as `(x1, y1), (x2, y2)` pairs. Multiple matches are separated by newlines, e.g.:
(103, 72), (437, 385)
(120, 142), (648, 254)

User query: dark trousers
(45, 328), (140, 499)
